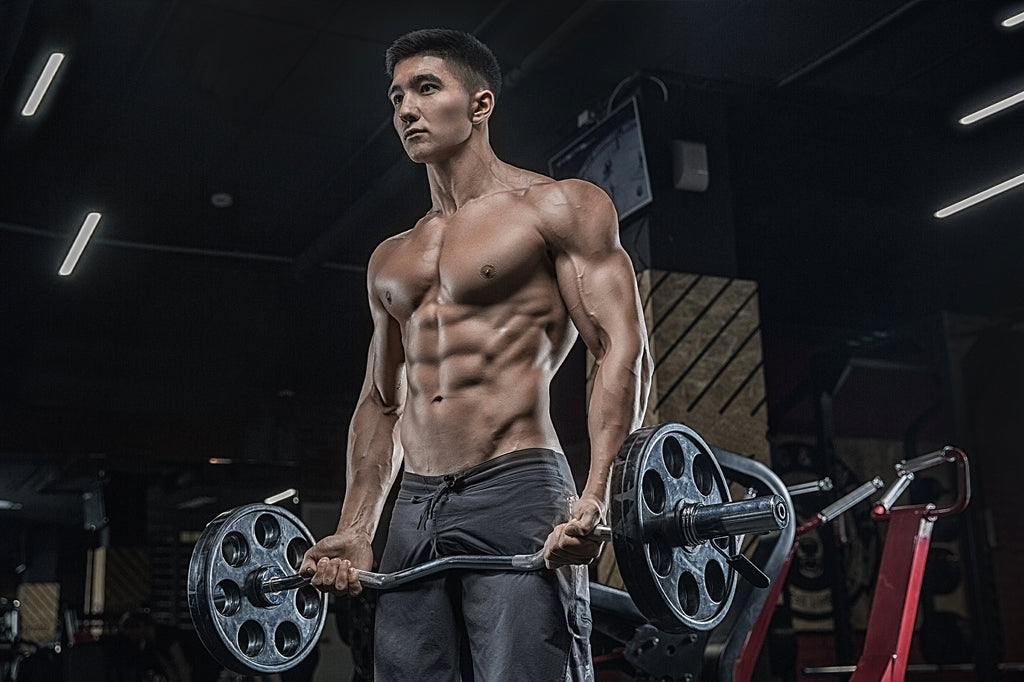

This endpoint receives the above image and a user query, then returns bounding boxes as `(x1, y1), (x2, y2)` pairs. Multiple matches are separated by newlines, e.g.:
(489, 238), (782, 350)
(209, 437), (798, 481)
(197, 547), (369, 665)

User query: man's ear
(470, 89), (494, 125)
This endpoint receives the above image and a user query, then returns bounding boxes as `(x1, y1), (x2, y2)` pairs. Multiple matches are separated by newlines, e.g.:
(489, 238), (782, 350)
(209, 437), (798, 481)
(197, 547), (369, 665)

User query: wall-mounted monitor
(549, 97), (653, 222)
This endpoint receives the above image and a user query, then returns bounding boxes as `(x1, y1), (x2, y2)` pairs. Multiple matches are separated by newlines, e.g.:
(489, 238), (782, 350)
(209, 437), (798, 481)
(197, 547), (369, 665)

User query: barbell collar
(645, 494), (789, 547)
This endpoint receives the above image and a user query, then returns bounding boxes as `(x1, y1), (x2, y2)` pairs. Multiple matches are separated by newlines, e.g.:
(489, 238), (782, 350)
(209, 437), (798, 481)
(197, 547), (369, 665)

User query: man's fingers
(312, 557), (336, 587)
(307, 558), (363, 596)
(543, 521), (604, 568)
(346, 566), (363, 596)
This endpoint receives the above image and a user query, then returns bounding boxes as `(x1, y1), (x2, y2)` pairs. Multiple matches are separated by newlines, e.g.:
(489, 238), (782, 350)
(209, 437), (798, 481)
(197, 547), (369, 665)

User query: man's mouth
(404, 129), (426, 139)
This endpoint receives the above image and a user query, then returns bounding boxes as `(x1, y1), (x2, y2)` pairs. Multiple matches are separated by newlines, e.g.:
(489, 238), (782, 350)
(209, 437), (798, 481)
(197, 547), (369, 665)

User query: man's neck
(424, 135), (509, 216)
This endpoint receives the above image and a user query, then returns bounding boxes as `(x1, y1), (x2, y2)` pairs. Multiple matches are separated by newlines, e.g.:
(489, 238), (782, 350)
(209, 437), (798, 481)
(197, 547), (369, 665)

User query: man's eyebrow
(387, 72), (443, 99)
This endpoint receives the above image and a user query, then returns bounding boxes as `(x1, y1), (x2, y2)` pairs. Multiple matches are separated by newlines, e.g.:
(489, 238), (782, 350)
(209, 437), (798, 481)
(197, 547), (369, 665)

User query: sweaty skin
(300, 54), (652, 594)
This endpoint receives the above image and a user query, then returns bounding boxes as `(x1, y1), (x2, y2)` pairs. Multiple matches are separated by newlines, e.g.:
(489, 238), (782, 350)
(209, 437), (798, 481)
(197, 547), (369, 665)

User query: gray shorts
(374, 448), (594, 681)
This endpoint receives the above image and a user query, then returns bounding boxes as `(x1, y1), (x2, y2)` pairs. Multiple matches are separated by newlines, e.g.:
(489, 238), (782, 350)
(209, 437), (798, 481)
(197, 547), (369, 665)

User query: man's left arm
(543, 179), (653, 567)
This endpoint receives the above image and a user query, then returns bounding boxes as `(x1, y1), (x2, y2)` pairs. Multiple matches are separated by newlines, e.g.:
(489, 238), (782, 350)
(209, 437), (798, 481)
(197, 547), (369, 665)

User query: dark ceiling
(2, 0), (1023, 529)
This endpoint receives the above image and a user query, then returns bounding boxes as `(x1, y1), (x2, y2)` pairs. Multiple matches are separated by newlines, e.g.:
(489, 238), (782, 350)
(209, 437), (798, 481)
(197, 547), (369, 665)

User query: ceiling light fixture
(934, 171), (1024, 218)
(21, 52), (65, 117)
(959, 88), (1024, 125)
(58, 212), (102, 275)
(1001, 9), (1024, 27)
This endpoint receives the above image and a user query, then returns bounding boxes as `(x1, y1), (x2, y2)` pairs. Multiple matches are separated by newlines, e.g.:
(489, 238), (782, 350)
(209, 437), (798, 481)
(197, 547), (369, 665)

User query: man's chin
(404, 148), (442, 165)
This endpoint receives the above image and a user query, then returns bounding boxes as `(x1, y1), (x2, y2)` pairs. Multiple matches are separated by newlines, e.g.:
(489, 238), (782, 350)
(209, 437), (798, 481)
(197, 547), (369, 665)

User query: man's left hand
(543, 495), (605, 568)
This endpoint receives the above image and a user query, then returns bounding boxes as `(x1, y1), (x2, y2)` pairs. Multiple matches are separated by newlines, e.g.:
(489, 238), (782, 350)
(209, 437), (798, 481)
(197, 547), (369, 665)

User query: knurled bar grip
(876, 473), (915, 513)
(874, 448), (960, 513)
(817, 477), (885, 523)
(787, 477), (834, 497)
(896, 448), (957, 475)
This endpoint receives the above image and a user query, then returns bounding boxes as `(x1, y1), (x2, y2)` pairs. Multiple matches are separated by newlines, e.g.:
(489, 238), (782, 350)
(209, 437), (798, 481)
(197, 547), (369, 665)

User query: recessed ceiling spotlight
(210, 192), (234, 208)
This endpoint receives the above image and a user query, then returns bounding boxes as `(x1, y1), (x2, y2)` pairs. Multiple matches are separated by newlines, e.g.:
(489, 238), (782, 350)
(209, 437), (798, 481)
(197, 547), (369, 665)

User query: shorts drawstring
(411, 473), (466, 530)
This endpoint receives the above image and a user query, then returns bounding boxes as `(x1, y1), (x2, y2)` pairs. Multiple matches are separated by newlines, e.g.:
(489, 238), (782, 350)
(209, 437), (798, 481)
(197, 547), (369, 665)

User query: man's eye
(392, 95), (403, 106)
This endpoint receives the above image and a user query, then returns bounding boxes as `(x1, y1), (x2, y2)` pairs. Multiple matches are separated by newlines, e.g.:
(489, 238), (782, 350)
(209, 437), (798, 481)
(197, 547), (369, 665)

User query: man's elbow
(358, 385), (402, 419)
(611, 335), (652, 385)
(640, 344), (654, 386)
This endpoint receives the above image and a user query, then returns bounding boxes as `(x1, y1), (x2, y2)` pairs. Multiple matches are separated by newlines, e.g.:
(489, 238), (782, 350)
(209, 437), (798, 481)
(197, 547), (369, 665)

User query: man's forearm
(334, 403), (402, 540)
(582, 341), (652, 506)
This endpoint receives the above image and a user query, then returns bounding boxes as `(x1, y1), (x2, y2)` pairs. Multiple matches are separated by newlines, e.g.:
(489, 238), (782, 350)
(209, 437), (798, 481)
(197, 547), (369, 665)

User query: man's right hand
(299, 534), (374, 597)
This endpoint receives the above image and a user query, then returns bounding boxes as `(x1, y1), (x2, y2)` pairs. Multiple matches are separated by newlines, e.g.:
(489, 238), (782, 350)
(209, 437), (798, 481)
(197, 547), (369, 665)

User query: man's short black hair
(385, 28), (502, 100)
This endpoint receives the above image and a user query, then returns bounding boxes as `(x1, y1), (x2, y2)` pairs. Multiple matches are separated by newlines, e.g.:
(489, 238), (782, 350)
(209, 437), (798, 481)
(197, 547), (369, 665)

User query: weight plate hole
(642, 470), (667, 514)
(275, 621), (301, 657)
(647, 537), (673, 577)
(295, 586), (322, 619)
(287, 537), (310, 570)
(678, 572), (701, 617)
(213, 580), (241, 617)
(221, 532), (250, 567)
(237, 620), (265, 658)
(705, 559), (727, 603)
(661, 436), (686, 478)
(254, 514), (281, 548)
(692, 451), (715, 497)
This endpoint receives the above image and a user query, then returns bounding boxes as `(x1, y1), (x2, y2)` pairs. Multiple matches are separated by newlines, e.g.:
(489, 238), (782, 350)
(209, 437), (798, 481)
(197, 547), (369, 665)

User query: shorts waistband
(401, 447), (563, 488)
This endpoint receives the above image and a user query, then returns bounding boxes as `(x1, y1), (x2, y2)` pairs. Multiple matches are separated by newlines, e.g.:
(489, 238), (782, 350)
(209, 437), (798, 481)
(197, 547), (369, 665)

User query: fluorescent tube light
(22, 52), (65, 117)
(934, 171), (1024, 218)
(58, 212), (101, 275)
(264, 488), (299, 505)
(959, 89), (1024, 125)
(1002, 10), (1024, 27)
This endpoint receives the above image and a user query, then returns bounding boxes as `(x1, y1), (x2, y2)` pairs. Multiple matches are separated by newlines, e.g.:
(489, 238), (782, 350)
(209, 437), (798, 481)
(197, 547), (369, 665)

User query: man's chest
(374, 211), (552, 316)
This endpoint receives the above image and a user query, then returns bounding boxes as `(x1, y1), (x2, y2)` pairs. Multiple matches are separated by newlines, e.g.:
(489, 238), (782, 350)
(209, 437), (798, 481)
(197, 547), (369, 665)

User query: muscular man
(300, 29), (651, 681)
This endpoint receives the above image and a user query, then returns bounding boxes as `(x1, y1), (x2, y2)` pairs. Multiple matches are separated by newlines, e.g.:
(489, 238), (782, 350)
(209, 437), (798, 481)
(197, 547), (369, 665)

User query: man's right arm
(300, 246), (405, 595)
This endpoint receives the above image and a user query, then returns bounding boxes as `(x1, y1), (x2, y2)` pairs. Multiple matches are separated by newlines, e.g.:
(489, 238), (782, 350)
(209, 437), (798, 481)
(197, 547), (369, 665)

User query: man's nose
(398, 99), (418, 123)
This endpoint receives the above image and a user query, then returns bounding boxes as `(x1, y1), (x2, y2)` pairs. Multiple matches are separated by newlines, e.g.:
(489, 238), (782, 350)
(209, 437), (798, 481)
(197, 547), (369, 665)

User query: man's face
(388, 55), (477, 163)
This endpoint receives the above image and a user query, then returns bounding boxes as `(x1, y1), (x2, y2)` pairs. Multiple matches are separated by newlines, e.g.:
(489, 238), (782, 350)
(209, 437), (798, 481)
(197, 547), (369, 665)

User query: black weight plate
(610, 423), (738, 632)
(188, 503), (327, 674)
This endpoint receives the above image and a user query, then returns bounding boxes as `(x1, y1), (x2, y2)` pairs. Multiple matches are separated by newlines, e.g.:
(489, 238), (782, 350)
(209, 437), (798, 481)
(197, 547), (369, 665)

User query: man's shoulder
(368, 230), (411, 269)
(523, 177), (617, 241)
(523, 176), (610, 206)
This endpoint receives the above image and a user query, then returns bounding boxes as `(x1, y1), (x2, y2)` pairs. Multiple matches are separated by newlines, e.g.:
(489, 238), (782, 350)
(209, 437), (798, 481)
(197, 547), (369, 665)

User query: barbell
(187, 422), (790, 674)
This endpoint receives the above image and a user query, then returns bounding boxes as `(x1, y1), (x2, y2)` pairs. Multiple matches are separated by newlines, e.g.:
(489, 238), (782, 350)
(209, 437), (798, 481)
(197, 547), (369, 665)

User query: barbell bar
(254, 493), (786, 596)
